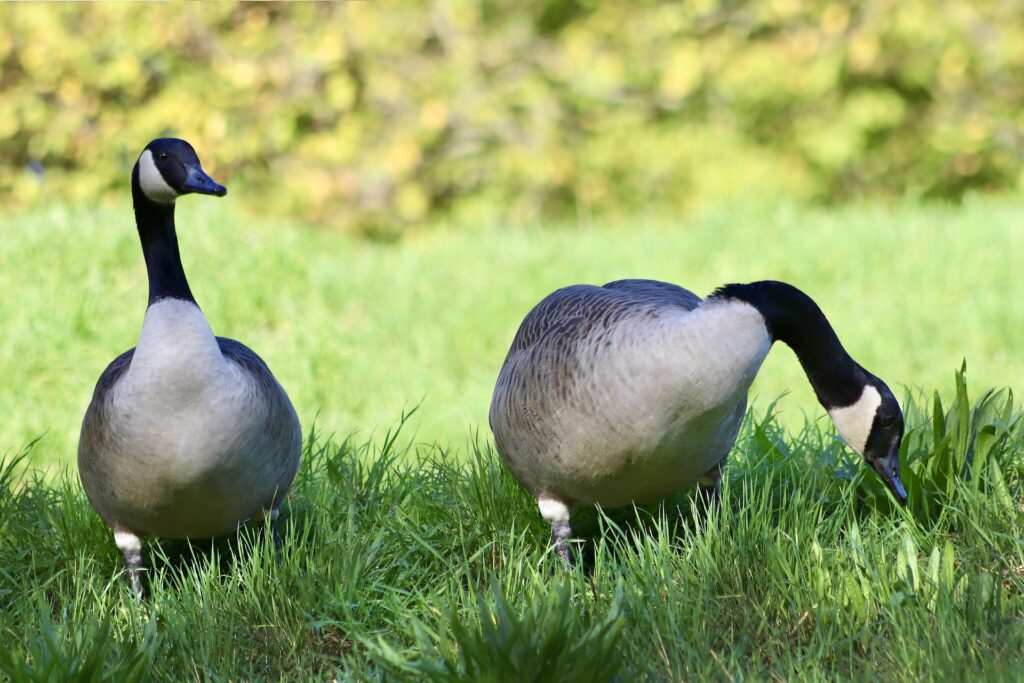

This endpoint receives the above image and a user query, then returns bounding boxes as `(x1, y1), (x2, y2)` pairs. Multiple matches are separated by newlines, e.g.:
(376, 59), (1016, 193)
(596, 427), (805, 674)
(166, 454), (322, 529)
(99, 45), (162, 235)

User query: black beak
(871, 450), (908, 506)
(180, 164), (227, 197)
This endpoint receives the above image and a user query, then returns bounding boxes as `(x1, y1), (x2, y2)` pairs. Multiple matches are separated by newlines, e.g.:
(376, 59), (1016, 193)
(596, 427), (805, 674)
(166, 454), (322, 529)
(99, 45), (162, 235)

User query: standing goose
(490, 279), (907, 561)
(78, 139), (302, 598)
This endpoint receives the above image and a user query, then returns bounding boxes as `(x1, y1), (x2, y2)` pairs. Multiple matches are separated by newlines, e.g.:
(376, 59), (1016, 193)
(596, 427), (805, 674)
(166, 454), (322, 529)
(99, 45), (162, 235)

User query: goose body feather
(79, 299), (301, 539)
(489, 280), (771, 507)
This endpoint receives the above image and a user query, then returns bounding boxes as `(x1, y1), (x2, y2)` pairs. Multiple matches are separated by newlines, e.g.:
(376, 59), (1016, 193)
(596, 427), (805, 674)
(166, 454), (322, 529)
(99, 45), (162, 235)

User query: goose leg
(113, 528), (145, 600)
(259, 507), (283, 551)
(697, 463), (723, 524)
(538, 496), (573, 565)
(696, 481), (720, 509)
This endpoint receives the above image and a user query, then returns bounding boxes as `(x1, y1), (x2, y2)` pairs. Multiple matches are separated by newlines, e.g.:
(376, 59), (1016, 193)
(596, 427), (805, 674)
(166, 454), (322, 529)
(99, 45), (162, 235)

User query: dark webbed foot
(538, 496), (574, 566)
(114, 529), (145, 601)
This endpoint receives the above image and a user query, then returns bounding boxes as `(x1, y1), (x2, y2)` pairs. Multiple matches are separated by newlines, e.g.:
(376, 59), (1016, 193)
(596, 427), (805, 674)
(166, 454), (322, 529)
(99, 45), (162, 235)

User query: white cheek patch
(138, 149), (179, 204)
(827, 385), (882, 455)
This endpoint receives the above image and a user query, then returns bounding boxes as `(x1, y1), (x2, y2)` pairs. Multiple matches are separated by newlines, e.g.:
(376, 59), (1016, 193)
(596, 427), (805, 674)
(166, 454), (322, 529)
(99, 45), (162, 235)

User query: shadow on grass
(139, 502), (316, 597)
(557, 489), (717, 572)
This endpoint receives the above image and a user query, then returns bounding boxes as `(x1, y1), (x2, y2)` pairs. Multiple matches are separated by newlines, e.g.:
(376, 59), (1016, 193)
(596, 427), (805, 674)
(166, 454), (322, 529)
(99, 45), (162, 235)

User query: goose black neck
(132, 165), (196, 307)
(713, 281), (867, 409)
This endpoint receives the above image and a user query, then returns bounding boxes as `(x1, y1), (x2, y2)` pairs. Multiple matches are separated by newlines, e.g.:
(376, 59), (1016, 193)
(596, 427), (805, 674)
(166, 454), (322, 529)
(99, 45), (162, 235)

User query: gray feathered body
(489, 280), (772, 507)
(78, 299), (302, 539)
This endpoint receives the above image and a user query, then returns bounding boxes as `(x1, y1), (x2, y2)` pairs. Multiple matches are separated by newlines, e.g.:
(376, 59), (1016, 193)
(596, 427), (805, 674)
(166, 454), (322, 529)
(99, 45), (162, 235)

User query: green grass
(0, 197), (1022, 679)
(1, 196), (1022, 468)
(0, 368), (1021, 680)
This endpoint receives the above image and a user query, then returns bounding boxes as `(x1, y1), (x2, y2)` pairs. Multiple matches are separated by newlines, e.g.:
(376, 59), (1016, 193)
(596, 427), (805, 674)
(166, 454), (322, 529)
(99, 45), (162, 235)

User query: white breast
(660, 299), (773, 410)
(111, 300), (246, 479)
(122, 298), (228, 396)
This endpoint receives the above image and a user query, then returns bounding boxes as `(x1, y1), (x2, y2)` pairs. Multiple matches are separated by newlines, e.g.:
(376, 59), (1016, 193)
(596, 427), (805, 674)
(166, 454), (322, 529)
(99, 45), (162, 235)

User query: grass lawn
(0, 197), (1022, 679)
(0, 373), (1021, 680)
(1, 196), (1021, 468)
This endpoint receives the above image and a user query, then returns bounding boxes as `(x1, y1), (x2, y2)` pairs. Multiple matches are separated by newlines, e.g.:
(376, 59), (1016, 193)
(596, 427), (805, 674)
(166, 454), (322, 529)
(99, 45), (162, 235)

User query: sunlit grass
(1, 196), (1021, 468)
(0, 369), (1021, 680)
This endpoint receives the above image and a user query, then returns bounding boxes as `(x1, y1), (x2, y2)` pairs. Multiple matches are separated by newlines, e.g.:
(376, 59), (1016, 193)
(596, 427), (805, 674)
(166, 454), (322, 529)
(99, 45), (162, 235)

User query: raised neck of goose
(713, 281), (866, 409)
(132, 165), (196, 308)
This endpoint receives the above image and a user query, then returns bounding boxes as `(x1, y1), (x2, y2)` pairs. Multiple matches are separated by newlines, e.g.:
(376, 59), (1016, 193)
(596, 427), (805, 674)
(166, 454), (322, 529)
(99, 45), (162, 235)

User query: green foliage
(2, 2), (1023, 234)
(0, 610), (156, 683)
(830, 362), (1024, 526)
(369, 581), (625, 682)
(0, 384), (1022, 679)
(897, 363), (1022, 524)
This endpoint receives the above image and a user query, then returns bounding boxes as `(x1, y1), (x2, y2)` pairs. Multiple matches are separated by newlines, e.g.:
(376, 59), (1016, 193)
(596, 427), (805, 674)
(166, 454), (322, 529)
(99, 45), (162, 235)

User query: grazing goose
(78, 138), (302, 598)
(490, 279), (907, 561)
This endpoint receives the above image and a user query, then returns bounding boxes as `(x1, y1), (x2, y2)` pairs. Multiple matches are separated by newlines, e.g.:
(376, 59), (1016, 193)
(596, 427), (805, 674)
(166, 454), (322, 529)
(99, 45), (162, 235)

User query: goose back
(501, 279), (702, 360)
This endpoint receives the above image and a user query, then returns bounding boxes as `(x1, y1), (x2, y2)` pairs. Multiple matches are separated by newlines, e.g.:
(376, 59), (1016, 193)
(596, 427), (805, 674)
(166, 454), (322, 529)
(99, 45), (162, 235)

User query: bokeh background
(5, 1), (1024, 233)
(1, 2), (1022, 467)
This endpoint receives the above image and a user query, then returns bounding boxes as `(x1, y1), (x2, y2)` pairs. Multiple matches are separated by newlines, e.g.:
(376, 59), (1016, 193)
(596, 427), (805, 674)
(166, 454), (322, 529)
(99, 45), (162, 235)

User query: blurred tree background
(1, 0), (1022, 237)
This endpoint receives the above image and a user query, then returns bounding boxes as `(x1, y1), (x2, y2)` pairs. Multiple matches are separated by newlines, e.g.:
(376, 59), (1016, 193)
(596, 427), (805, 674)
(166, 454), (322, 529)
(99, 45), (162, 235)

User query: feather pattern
(490, 279), (771, 507)
(78, 299), (301, 539)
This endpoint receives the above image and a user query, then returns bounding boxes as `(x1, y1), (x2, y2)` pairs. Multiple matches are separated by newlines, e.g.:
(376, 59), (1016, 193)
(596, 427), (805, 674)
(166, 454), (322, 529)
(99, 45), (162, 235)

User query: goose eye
(158, 152), (169, 161)
(878, 413), (898, 428)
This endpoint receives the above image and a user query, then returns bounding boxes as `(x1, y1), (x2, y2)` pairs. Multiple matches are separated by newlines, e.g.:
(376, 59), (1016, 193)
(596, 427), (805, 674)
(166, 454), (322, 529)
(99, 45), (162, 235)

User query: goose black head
(827, 376), (908, 506)
(134, 138), (227, 205)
